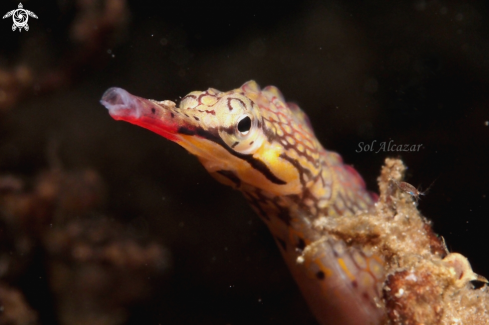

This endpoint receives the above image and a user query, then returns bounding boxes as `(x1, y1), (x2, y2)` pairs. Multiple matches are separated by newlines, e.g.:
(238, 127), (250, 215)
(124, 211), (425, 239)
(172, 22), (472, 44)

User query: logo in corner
(3, 3), (38, 32)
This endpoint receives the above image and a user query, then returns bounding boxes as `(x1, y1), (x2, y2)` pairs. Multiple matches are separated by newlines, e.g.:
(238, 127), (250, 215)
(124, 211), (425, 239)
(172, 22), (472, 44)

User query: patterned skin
(101, 81), (385, 325)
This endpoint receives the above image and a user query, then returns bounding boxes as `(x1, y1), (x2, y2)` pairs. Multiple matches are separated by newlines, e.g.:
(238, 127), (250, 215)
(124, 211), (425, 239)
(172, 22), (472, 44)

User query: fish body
(101, 81), (385, 325)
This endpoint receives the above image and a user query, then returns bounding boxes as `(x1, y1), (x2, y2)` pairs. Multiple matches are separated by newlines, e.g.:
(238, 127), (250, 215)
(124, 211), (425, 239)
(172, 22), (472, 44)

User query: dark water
(1, 1), (488, 324)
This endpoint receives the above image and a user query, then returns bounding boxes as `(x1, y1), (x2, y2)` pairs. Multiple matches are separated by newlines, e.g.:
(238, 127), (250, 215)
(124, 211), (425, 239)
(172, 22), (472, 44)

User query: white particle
(394, 288), (404, 298)
(405, 272), (417, 282)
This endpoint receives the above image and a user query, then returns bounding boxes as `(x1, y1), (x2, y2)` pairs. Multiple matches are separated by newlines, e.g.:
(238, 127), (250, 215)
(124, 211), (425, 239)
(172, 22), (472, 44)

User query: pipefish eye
(219, 112), (265, 155)
(237, 116), (252, 134)
(215, 94), (265, 154)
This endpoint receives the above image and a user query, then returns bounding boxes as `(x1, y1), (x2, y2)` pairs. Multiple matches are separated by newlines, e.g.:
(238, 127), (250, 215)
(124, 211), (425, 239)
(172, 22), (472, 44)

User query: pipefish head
(100, 81), (323, 196)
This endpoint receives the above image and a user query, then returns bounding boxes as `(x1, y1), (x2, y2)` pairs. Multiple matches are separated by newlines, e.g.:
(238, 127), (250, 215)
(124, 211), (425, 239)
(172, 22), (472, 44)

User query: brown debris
(314, 158), (489, 324)
(377, 159), (489, 324)
(384, 268), (445, 325)
(45, 218), (171, 325)
(0, 283), (38, 325)
(2, 155), (487, 324)
(422, 222), (448, 259)
(0, 169), (106, 234)
(0, 166), (171, 325)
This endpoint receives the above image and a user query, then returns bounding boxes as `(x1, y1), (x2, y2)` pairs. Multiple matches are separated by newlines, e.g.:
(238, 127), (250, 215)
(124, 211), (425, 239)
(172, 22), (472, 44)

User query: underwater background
(1, 0), (488, 324)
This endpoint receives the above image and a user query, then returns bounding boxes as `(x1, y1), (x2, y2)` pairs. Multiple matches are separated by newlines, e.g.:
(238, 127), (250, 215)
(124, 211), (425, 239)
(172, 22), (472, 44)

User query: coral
(0, 167), (171, 325)
(314, 158), (489, 324)
(0, 283), (38, 325)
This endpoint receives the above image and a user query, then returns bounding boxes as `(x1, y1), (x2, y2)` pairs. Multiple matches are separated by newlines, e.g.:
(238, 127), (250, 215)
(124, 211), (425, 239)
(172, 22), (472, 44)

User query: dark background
(1, 0), (488, 324)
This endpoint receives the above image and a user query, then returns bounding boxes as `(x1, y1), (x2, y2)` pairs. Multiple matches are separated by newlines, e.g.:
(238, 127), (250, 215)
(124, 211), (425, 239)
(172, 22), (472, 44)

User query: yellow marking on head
(268, 111), (279, 122)
(283, 124), (292, 134)
(298, 155), (316, 172)
(201, 95), (218, 106)
(264, 120), (273, 130)
(276, 127), (284, 137)
(304, 139), (314, 149)
(310, 177), (327, 199)
(315, 258), (334, 278)
(178, 134), (302, 196)
(286, 148), (299, 160)
(338, 258), (356, 281)
(279, 114), (288, 124)
(285, 136), (296, 146)
(253, 141), (301, 193)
